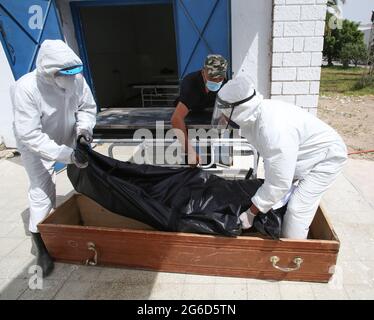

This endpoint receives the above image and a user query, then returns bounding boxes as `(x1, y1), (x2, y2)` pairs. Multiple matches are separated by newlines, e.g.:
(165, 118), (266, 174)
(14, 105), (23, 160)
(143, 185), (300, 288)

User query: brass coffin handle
(270, 256), (303, 272)
(85, 242), (98, 266)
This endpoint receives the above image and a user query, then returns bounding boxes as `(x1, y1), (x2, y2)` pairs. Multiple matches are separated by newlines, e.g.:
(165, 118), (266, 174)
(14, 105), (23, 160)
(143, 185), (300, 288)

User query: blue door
(70, 0), (231, 86)
(173, 0), (231, 79)
(0, 0), (65, 171)
(0, 0), (63, 80)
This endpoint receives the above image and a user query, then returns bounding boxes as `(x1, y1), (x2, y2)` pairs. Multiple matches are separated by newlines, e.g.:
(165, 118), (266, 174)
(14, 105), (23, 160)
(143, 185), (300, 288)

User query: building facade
(0, 0), (327, 147)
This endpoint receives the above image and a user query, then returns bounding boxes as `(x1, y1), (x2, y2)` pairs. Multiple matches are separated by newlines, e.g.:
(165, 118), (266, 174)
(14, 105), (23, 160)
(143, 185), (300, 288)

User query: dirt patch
(318, 95), (374, 161)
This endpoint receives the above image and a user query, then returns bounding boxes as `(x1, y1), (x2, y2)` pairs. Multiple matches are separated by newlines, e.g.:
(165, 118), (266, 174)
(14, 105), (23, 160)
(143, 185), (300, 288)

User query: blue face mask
(206, 80), (223, 92)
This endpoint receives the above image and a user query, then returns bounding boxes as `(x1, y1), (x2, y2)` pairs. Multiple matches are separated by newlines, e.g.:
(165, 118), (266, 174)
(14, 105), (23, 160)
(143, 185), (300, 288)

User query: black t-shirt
(176, 70), (222, 112)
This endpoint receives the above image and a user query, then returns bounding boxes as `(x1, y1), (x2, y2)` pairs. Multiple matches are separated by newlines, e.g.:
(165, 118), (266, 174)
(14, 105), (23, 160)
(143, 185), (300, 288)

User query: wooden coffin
(38, 194), (340, 283)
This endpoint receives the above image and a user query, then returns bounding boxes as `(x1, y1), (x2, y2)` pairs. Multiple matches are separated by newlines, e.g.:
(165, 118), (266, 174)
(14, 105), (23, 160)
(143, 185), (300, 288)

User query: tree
(324, 13), (339, 65)
(340, 43), (352, 68)
(327, 0), (345, 5)
(323, 17), (366, 66)
(350, 42), (368, 66)
(327, 0), (346, 15)
(340, 42), (367, 67)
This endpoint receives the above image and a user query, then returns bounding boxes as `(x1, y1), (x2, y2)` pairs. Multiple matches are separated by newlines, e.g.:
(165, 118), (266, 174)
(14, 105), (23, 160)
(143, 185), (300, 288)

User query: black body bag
(67, 144), (286, 239)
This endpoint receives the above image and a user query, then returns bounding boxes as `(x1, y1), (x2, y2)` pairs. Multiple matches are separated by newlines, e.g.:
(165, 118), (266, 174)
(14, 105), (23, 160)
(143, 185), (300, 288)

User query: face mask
(55, 75), (77, 91)
(206, 80), (223, 92)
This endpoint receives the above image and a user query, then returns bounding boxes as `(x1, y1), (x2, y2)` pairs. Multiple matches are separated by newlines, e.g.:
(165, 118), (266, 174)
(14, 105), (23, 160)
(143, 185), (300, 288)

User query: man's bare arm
(171, 102), (190, 151)
(171, 102), (200, 165)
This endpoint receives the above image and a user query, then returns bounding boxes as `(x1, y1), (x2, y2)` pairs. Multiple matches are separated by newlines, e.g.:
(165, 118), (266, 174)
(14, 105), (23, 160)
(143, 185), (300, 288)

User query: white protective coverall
(218, 76), (347, 239)
(11, 40), (97, 233)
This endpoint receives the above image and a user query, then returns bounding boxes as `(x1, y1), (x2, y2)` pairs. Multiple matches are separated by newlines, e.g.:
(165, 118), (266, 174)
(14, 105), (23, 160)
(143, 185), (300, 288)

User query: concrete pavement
(0, 148), (373, 300)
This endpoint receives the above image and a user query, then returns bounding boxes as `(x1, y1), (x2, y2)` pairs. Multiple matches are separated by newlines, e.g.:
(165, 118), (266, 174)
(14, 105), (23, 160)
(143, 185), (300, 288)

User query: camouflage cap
(204, 54), (228, 79)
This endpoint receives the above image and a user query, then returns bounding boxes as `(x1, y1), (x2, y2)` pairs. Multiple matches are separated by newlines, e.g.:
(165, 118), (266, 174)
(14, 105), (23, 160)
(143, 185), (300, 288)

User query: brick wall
(271, 0), (327, 115)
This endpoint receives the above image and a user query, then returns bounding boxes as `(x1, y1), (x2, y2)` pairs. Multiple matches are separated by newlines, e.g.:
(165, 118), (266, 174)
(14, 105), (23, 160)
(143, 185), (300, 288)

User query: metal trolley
(93, 107), (259, 180)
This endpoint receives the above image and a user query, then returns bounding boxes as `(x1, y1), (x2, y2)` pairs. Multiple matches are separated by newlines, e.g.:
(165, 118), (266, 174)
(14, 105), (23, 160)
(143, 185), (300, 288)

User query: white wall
(359, 26), (372, 48)
(231, 0), (273, 98)
(271, 0), (327, 115)
(0, 42), (16, 148)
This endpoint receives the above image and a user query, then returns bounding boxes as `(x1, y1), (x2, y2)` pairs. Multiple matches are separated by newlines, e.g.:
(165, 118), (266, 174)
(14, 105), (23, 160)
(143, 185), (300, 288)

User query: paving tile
(7, 225), (31, 238)
(113, 284), (152, 300)
(83, 281), (142, 300)
(8, 238), (34, 258)
(214, 276), (248, 285)
(53, 280), (93, 300)
(2, 151), (374, 300)
(149, 283), (184, 300)
(322, 175), (373, 213)
(353, 212), (374, 225)
(56, 269), (156, 300)
(67, 265), (103, 282)
(97, 282), (129, 300)
(337, 222), (373, 242)
(154, 272), (186, 285)
(0, 278), (29, 300)
(337, 242), (359, 261)
(358, 224), (374, 242)
(279, 283), (315, 300)
(344, 284), (374, 300)
(0, 238), (25, 257)
(0, 256), (35, 279)
(181, 284), (215, 300)
(339, 261), (374, 286)
(3, 211), (29, 223)
(16, 262), (75, 282)
(246, 283), (281, 300)
(343, 160), (374, 208)
(325, 210), (362, 225)
(0, 222), (18, 237)
(97, 267), (157, 285)
(184, 274), (216, 285)
(310, 283), (349, 300)
(351, 242), (374, 262)
(46, 263), (76, 280)
(214, 284), (247, 300)
(18, 279), (65, 300)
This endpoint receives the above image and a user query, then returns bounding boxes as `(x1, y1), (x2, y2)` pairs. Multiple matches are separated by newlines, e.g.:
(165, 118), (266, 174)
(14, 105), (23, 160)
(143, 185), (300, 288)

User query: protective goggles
(57, 65), (84, 76)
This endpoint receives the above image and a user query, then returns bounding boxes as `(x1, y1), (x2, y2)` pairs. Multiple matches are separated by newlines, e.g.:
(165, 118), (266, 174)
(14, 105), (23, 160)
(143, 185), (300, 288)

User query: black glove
(71, 148), (88, 169)
(78, 129), (93, 146)
(253, 206), (287, 240)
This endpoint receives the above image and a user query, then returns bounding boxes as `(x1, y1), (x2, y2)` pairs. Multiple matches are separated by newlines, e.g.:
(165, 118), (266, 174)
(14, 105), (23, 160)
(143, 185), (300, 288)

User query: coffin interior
(43, 194), (337, 241)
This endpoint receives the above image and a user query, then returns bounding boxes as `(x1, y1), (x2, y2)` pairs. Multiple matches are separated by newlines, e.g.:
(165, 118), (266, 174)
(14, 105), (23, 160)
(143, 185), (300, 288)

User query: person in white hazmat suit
(214, 76), (347, 239)
(11, 40), (97, 276)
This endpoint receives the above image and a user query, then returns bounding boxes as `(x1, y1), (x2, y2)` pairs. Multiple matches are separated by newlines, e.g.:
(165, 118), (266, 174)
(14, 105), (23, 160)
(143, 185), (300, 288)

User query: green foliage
(340, 42), (368, 67)
(327, 0), (346, 7)
(321, 66), (374, 96)
(323, 13), (367, 66)
(354, 75), (374, 90)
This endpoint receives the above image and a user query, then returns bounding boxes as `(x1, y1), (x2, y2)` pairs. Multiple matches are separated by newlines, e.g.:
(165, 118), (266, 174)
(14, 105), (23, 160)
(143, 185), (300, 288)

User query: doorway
(78, 2), (179, 108)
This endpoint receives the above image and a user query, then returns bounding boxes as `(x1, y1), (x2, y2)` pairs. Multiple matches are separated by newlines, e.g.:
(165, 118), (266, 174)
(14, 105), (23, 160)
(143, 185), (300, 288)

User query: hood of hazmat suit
(218, 76), (347, 214)
(11, 39), (97, 163)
